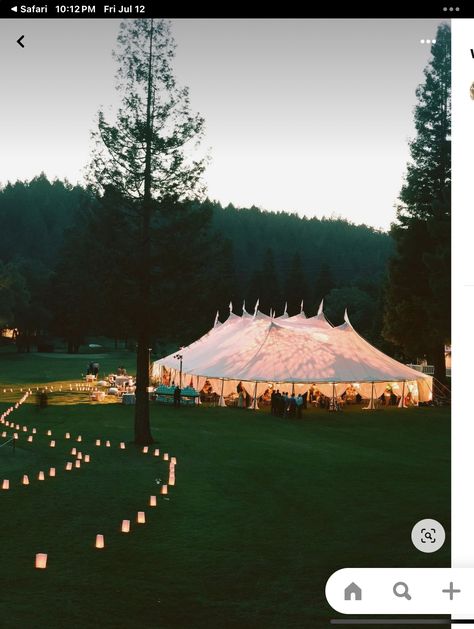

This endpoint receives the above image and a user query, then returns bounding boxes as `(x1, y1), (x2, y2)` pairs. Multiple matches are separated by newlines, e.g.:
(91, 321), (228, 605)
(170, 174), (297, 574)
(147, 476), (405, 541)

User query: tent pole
(219, 378), (226, 407)
(332, 382), (336, 411)
(195, 376), (201, 405)
(371, 382), (374, 410)
(253, 381), (258, 410)
(399, 381), (406, 408)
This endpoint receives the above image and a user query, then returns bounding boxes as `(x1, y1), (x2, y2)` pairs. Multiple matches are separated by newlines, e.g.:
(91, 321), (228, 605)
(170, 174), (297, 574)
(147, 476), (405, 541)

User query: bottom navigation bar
(326, 569), (474, 615)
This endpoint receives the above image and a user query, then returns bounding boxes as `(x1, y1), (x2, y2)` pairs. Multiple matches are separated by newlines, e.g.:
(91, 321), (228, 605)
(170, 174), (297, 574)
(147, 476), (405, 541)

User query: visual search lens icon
(421, 528), (436, 543)
(393, 582), (412, 600)
(411, 519), (445, 553)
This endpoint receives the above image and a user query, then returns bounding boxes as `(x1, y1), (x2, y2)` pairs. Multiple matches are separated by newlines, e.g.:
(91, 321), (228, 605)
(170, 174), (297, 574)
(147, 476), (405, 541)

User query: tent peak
(317, 299), (324, 315)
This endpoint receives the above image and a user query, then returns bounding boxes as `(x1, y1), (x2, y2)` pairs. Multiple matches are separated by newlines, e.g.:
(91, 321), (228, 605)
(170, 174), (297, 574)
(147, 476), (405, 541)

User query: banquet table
(115, 375), (133, 387)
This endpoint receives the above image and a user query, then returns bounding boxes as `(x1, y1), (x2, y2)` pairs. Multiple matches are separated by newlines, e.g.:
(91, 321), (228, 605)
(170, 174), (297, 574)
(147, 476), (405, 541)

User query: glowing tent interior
(152, 302), (433, 408)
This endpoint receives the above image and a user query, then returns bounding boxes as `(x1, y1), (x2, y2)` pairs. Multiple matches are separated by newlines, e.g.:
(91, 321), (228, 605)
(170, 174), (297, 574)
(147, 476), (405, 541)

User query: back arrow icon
(17, 35), (25, 48)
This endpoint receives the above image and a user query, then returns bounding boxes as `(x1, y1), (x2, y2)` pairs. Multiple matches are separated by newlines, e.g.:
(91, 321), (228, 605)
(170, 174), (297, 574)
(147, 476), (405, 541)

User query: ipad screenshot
(0, 5), (469, 628)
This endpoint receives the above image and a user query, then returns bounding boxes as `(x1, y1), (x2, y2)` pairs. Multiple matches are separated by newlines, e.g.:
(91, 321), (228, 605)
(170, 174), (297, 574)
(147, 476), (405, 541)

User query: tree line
(0, 174), (393, 353)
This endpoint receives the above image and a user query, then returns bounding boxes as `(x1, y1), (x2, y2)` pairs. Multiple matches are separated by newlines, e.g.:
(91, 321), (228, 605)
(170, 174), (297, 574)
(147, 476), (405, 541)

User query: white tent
(152, 303), (432, 406)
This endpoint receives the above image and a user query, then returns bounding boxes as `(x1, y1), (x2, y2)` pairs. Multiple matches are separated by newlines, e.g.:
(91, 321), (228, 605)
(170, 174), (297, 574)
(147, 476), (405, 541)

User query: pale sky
(0, 18), (445, 229)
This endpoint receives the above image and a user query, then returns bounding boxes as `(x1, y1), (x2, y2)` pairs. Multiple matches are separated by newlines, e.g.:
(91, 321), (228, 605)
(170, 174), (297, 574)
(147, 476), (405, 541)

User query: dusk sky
(0, 18), (445, 229)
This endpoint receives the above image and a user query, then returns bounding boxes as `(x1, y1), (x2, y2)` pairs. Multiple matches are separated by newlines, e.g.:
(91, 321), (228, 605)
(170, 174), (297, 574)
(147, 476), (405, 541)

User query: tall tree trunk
(134, 19), (155, 445)
(432, 342), (447, 387)
(135, 322), (152, 443)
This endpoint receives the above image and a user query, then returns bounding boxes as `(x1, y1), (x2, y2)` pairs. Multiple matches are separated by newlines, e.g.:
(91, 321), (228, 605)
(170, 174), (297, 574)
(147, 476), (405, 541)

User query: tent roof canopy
(153, 305), (431, 388)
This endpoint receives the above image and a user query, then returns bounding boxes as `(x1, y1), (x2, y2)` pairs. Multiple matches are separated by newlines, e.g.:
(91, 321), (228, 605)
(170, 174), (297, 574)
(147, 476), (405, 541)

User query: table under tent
(152, 301), (433, 410)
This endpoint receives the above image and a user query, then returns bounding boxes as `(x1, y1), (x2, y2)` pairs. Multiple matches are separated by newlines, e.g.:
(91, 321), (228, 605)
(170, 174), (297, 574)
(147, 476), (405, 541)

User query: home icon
(344, 582), (362, 601)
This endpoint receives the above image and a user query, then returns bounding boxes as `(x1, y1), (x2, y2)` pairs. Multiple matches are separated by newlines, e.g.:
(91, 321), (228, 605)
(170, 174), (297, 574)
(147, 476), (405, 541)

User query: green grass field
(0, 349), (450, 628)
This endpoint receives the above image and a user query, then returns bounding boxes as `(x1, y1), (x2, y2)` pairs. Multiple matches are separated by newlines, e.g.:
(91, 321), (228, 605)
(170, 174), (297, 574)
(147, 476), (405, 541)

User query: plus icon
(442, 582), (461, 600)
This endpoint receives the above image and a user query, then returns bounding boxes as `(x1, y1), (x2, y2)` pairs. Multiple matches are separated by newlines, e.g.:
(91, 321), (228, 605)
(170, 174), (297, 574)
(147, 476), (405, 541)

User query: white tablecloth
(116, 375), (132, 386)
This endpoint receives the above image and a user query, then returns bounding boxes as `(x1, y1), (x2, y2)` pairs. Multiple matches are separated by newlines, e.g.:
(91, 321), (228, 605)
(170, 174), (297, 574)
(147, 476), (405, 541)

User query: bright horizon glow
(0, 18), (445, 230)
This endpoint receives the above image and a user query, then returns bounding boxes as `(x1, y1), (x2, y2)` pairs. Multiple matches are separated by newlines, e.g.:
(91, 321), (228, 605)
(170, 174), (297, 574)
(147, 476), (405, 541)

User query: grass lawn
(0, 350), (450, 628)
(0, 346), (137, 388)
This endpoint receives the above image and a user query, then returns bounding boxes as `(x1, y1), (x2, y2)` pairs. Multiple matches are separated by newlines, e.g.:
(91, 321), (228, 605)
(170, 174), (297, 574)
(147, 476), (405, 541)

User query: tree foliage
(0, 261), (29, 332)
(0, 175), (393, 349)
(383, 23), (451, 380)
(0, 176), (395, 353)
(90, 20), (206, 202)
(285, 253), (308, 315)
(88, 19), (208, 443)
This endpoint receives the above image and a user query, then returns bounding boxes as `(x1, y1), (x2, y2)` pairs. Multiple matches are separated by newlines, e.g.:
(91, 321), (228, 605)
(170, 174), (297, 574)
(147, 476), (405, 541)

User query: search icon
(393, 582), (412, 600)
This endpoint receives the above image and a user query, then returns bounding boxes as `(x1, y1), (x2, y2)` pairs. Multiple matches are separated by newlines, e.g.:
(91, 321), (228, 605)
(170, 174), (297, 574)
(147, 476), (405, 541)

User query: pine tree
(50, 194), (99, 354)
(383, 24), (451, 382)
(89, 19), (206, 444)
(259, 248), (281, 315)
(209, 238), (239, 323)
(150, 198), (222, 344)
(285, 253), (308, 315)
(313, 262), (335, 306)
(0, 261), (29, 335)
(246, 268), (262, 314)
(86, 187), (137, 346)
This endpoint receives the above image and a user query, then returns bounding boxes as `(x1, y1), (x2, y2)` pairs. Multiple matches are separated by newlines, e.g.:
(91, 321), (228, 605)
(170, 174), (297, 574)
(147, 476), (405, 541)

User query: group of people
(380, 389), (401, 406)
(107, 367), (135, 396)
(86, 361), (100, 377)
(270, 390), (306, 418)
(308, 387), (363, 409)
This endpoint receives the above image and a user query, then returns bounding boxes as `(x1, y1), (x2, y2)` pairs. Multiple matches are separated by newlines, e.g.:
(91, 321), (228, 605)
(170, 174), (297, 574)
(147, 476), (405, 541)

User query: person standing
(288, 393), (297, 418)
(279, 391), (285, 416)
(302, 391), (308, 409)
(173, 385), (181, 408)
(296, 394), (304, 418)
